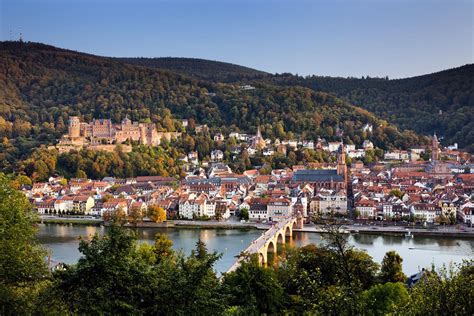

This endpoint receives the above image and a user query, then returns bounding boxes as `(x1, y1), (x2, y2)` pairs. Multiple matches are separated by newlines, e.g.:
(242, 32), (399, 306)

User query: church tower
(432, 133), (439, 161)
(252, 126), (265, 149)
(337, 144), (348, 184)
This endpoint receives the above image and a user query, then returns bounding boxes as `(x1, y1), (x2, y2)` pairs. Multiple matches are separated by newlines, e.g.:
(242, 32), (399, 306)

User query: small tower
(337, 144), (347, 184)
(432, 133), (439, 161)
(252, 126), (265, 149)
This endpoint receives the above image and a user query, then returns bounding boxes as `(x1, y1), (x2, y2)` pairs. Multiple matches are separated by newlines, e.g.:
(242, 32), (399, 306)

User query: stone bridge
(226, 215), (304, 273)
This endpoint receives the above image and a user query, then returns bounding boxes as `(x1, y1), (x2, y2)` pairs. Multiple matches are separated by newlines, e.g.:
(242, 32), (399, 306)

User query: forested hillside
(0, 41), (426, 176)
(263, 65), (474, 152)
(118, 55), (473, 152)
(117, 57), (268, 82)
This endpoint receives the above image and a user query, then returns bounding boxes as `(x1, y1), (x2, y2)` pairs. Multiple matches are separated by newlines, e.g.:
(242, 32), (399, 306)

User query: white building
(362, 140), (374, 150)
(267, 198), (292, 221)
(410, 203), (437, 223)
(211, 149), (224, 161)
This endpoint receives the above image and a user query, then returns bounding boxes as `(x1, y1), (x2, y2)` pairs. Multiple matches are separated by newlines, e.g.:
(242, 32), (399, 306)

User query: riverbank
(294, 224), (474, 238)
(39, 217), (103, 226)
(119, 220), (259, 230)
(38, 216), (474, 238)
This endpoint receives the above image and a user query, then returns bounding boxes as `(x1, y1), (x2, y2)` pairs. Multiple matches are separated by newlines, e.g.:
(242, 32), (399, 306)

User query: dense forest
(117, 56), (269, 82)
(124, 54), (473, 152)
(263, 66), (474, 152)
(1, 175), (473, 315)
(0, 41), (427, 178)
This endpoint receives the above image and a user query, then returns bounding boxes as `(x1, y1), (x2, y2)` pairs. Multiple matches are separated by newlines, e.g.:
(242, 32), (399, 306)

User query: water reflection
(36, 224), (473, 275)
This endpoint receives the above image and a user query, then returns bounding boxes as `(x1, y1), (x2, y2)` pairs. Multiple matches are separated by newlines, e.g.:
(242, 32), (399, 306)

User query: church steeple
(337, 143), (347, 184)
(432, 133), (439, 161)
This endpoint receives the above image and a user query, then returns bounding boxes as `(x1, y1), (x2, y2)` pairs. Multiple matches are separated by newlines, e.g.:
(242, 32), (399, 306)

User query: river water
(37, 224), (473, 275)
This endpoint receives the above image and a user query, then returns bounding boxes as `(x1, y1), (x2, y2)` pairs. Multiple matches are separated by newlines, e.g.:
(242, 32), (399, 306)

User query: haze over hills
(120, 56), (473, 152)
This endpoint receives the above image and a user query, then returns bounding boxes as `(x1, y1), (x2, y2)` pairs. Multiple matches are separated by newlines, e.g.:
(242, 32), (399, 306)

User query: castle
(57, 116), (181, 152)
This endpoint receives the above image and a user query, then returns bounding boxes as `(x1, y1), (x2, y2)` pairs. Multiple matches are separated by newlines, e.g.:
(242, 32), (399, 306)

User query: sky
(1, 0), (472, 78)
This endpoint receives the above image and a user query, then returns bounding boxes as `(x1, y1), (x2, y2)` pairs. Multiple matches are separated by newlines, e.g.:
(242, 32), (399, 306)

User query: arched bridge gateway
(226, 215), (304, 273)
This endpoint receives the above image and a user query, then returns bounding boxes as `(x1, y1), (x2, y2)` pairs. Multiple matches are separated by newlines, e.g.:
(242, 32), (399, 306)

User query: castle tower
(68, 116), (81, 138)
(432, 133), (439, 161)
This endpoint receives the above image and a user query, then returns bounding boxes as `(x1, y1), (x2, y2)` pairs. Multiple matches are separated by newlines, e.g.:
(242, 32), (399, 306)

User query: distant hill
(116, 55), (472, 152)
(261, 65), (474, 152)
(0, 41), (427, 172)
(116, 57), (269, 82)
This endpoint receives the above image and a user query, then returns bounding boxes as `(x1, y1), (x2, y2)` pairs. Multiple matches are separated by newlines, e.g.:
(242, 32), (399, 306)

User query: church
(292, 144), (348, 189)
(426, 133), (452, 180)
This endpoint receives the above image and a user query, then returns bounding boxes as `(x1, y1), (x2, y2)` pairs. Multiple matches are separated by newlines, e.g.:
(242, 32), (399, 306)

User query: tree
(379, 251), (406, 283)
(389, 189), (403, 199)
(153, 233), (174, 262)
(221, 254), (284, 314)
(148, 205), (166, 223)
(360, 282), (409, 315)
(0, 173), (49, 314)
(52, 226), (153, 314)
(239, 208), (249, 221)
(76, 169), (87, 179)
(399, 262), (474, 315)
(128, 206), (143, 226)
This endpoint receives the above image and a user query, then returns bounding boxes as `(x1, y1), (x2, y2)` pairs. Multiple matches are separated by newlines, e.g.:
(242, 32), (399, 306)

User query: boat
(405, 230), (413, 238)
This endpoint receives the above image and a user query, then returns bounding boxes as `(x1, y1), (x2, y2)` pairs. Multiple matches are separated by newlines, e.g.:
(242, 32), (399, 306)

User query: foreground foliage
(1, 176), (473, 315)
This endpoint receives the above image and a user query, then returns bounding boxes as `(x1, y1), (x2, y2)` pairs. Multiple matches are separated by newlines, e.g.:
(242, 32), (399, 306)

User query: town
(27, 118), (473, 232)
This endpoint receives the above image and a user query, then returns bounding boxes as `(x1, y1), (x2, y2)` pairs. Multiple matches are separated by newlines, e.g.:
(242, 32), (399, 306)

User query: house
(302, 140), (315, 149)
(362, 140), (374, 150)
(410, 203), (437, 223)
(213, 133), (225, 142)
(248, 198), (269, 221)
(458, 202), (474, 224)
(355, 199), (377, 219)
(102, 198), (129, 216)
(263, 148), (274, 156)
(211, 149), (224, 161)
(34, 199), (56, 214)
(72, 195), (95, 214)
(178, 194), (213, 219)
(188, 151), (199, 165)
(54, 196), (75, 214)
(384, 150), (409, 161)
(315, 190), (348, 217)
(382, 203), (409, 220)
(267, 198), (292, 221)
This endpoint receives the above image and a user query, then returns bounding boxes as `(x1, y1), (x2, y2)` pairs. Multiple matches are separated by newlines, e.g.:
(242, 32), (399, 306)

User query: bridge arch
(277, 232), (285, 245)
(266, 240), (277, 264)
(258, 252), (265, 265)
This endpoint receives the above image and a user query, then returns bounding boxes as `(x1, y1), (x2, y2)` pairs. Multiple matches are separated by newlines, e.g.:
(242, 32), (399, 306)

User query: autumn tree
(148, 205), (166, 223)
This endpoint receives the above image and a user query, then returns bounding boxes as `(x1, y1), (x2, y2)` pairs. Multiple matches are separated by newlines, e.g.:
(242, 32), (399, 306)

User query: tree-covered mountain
(116, 57), (269, 82)
(0, 41), (426, 175)
(262, 66), (474, 152)
(118, 55), (472, 152)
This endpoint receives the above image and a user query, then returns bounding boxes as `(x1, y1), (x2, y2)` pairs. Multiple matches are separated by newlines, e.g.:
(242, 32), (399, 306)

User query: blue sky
(1, 0), (472, 78)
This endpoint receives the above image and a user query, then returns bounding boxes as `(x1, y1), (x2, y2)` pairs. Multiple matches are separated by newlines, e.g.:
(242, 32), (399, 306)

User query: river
(37, 224), (473, 275)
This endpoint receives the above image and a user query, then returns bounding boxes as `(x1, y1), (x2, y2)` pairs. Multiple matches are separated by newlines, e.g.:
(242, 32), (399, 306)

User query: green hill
(0, 41), (426, 174)
(116, 55), (472, 152)
(261, 65), (474, 152)
(116, 56), (269, 82)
